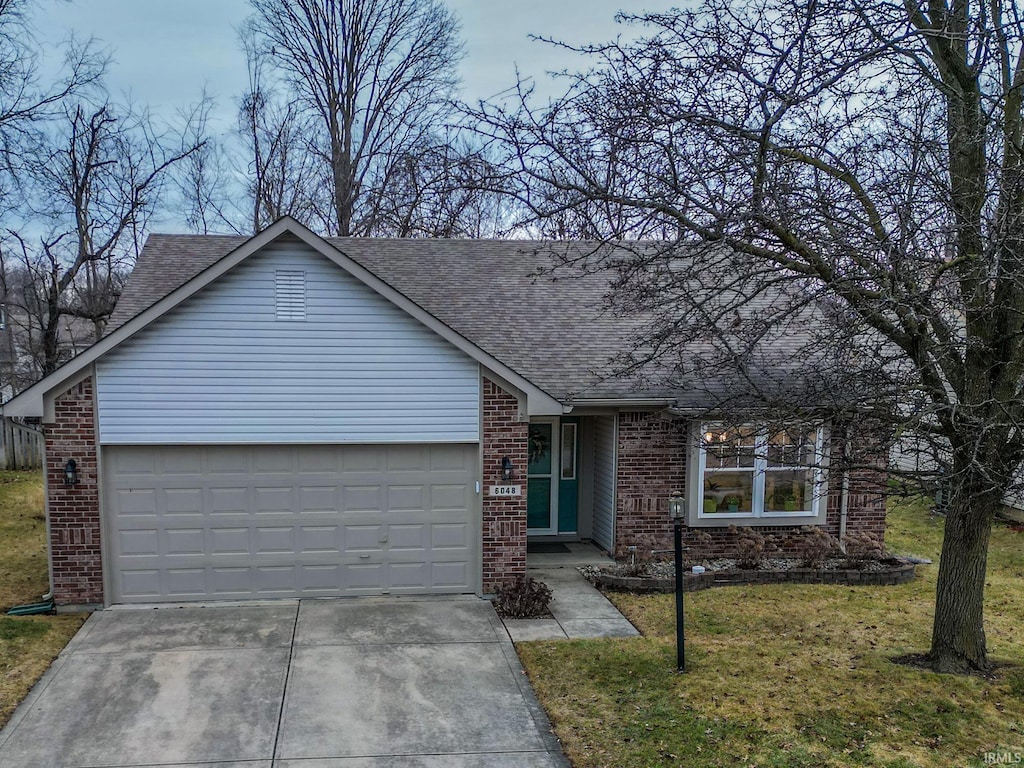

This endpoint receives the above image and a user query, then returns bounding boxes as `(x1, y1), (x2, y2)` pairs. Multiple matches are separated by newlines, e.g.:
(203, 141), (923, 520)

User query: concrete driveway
(0, 597), (568, 768)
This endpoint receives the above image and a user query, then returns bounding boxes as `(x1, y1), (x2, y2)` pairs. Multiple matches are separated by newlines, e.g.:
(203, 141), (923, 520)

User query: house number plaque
(488, 485), (522, 497)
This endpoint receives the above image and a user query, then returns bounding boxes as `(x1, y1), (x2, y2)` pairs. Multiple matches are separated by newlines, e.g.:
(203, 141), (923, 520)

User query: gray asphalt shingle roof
(108, 233), (663, 401)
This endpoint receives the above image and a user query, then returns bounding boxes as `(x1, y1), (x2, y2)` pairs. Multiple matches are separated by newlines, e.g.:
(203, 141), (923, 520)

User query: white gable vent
(275, 270), (306, 321)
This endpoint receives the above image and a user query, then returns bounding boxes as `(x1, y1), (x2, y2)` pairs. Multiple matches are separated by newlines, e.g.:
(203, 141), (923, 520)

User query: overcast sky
(33, 0), (669, 131)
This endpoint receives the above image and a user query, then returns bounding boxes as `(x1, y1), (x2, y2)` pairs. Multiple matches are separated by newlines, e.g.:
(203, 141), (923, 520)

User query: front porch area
(525, 540), (614, 569)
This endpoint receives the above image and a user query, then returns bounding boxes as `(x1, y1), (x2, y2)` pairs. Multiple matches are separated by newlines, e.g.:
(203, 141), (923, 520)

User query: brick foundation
(612, 412), (887, 560)
(45, 376), (103, 606)
(481, 378), (528, 592)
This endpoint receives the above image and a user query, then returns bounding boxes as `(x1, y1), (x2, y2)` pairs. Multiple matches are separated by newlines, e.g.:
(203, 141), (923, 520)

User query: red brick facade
(45, 376), (103, 606)
(612, 412), (886, 560)
(481, 378), (529, 592)
(36, 378), (886, 604)
(613, 411), (688, 554)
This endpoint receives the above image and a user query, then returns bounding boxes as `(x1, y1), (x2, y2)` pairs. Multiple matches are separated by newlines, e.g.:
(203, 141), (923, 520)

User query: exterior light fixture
(669, 491), (686, 521)
(668, 490), (687, 672)
(501, 456), (514, 482)
(63, 459), (78, 486)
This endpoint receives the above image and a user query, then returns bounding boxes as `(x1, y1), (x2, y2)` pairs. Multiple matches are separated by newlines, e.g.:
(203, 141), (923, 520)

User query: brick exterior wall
(612, 412), (887, 560)
(45, 376), (103, 606)
(481, 378), (529, 592)
(613, 411), (688, 555)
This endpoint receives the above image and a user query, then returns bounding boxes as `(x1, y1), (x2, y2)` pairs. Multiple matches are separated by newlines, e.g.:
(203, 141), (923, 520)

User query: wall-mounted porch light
(63, 459), (79, 486)
(501, 456), (514, 482)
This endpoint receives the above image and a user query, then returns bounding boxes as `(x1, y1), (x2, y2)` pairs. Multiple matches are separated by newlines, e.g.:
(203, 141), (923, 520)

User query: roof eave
(2, 217), (565, 419)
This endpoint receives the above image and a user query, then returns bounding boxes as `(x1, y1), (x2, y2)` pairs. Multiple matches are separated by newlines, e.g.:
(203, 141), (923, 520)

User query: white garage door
(105, 444), (478, 604)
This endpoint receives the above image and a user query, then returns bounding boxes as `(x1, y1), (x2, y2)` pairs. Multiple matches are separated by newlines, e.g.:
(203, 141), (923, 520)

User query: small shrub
(492, 575), (553, 619)
(842, 530), (885, 568)
(619, 533), (663, 576)
(792, 525), (839, 568)
(728, 524), (778, 569)
(686, 530), (714, 565)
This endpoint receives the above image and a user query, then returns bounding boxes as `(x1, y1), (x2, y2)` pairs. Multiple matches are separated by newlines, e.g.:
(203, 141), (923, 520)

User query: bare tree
(0, 0), (103, 209)
(245, 0), (463, 236)
(2, 100), (205, 376)
(235, 32), (326, 234)
(475, 0), (1024, 673)
(362, 136), (513, 237)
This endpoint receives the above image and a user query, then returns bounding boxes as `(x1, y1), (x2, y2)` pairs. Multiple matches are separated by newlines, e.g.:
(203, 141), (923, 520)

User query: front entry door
(527, 418), (579, 535)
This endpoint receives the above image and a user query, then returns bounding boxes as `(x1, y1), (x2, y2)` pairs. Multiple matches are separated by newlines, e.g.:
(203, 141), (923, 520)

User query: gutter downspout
(839, 423), (851, 551)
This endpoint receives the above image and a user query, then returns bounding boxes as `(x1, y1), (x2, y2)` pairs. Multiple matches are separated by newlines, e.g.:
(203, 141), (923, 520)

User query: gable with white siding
(95, 238), (480, 444)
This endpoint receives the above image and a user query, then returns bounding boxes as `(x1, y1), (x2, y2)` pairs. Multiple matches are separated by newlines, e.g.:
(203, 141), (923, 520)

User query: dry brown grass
(518, 497), (1024, 768)
(0, 471), (85, 729)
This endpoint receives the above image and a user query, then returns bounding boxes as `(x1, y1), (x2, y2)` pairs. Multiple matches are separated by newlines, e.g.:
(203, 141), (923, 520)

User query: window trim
(687, 422), (829, 527)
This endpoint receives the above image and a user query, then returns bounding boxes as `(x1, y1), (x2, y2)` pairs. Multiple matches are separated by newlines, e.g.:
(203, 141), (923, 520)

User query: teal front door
(527, 419), (579, 535)
(558, 417), (579, 534)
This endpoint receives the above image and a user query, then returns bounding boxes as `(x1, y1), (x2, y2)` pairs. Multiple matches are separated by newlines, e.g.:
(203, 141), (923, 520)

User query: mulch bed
(581, 557), (919, 593)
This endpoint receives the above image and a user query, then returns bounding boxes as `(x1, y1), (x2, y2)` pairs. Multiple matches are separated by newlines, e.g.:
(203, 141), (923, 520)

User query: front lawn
(0, 471), (85, 729)
(518, 497), (1024, 768)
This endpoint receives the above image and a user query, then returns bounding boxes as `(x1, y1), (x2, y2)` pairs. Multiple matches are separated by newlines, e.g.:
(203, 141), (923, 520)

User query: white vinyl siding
(96, 240), (480, 444)
(592, 414), (616, 552)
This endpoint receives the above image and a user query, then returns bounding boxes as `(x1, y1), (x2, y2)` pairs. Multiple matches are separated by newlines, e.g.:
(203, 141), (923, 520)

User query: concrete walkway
(0, 597), (569, 768)
(502, 566), (640, 642)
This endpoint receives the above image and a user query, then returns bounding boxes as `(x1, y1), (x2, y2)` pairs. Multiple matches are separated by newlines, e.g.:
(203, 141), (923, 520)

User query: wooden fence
(0, 418), (43, 470)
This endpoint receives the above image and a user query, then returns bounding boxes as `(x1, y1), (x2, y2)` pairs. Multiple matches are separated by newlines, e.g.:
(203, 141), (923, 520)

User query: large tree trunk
(927, 473), (1000, 673)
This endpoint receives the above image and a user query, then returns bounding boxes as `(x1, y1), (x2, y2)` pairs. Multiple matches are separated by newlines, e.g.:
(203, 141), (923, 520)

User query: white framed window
(692, 423), (827, 525)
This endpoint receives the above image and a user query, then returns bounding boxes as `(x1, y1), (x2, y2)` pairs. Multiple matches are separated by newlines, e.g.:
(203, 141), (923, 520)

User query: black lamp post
(668, 491), (686, 672)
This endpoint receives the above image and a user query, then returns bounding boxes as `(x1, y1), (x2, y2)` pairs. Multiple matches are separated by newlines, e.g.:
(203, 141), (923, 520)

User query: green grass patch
(518, 496), (1024, 767)
(0, 471), (85, 729)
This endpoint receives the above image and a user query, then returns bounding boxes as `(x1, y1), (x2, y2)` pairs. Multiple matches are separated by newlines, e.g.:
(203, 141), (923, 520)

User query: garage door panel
(299, 486), (337, 512)
(299, 526), (340, 553)
(211, 528), (250, 554)
(385, 485), (426, 510)
(209, 487), (248, 514)
(161, 450), (201, 474)
(106, 444), (478, 603)
(342, 485), (383, 512)
(254, 486), (293, 513)
(211, 567), (250, 594)
(254, 447), (295, 473)
(165, 488), (203, 514)
(120, 529), (159, 555)
(164, 528), (205, 556)
(433, 562), (470, 588)
(431, 523), (468, 549)
(116, 488), (157, 515)
(167, 569), (206, 596)
(388, 524), (426, 550)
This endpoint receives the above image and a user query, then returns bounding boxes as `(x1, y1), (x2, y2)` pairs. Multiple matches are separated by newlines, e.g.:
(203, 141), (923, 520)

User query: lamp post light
(668, 491), (686, 672)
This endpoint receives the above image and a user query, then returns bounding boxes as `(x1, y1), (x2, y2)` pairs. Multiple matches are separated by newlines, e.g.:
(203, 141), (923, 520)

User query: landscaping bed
(582, 556), (918, 593)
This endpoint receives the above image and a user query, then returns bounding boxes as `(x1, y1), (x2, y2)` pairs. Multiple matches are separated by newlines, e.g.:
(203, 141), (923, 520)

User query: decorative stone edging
(592, 560), (918, 593)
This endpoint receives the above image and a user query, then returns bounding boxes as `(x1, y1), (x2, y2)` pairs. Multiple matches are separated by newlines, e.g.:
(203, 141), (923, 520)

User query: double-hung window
(692, 423), (827, 525)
